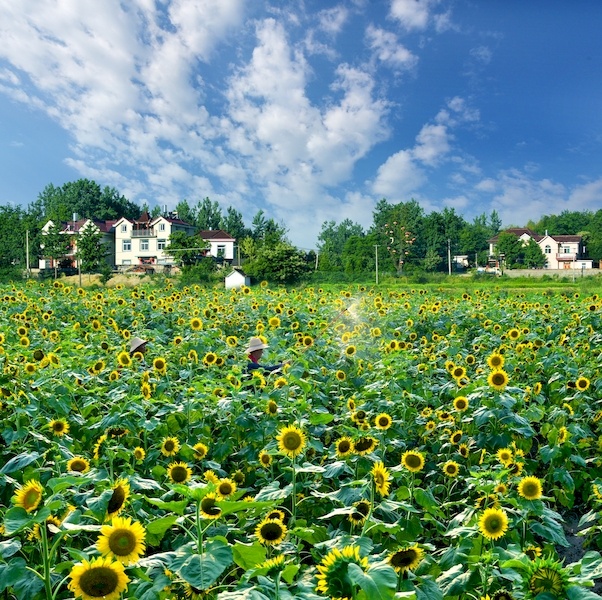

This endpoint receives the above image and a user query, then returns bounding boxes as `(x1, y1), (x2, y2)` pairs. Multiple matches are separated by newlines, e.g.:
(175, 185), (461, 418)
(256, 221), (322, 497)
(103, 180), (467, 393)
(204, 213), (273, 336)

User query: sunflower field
(2, 279), (602, 600)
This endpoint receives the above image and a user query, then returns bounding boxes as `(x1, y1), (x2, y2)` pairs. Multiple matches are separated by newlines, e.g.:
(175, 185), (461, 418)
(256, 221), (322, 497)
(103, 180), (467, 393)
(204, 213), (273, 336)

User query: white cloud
(365, 25), (418, 72)
(413, 123), (451, 165)
(317, 6), (349, 35)
(372, 149), (426, 199)
(389, 0), (433, 31)
(469, 45), (493, 65)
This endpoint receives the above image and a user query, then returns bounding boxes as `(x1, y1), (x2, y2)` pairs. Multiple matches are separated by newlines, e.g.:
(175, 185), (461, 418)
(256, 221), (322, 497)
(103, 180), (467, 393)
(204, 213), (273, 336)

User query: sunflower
(453, 396), (469, 411)
(526, 558), (569, 597)
(203, 352), (217, 366)
(452, 365), (466, 380)
(450, 430), (463, 444)
(388, 544), (424, 574)
(496, 447), (513, 466)
(524, 545), (542, 560)
(374, 413), (393, 430)
(315, 545), (369, 600)
(344, 345), (356, 357)
(140, 382), (152, 399)
(161, 437), (180, 457)
(401, 450), (425, 473)
(13, 479), (44, 513)
(334, 436), (354, 458)
(24, 362), (36, 375)
(257, 554), (285, 576)
(97, 516), (146, 565)
(335, 370), (346, 381)
(348, 499), (371, 525)
(29, 515), (62, 542)
(107, 479), (130, 517)
(351, 436), (376, 456)
(217, 478), (237, 499)
(458, 443), (470, 458)
(259, 450), (273, 467)
(371, 461), (391, 497)
(199, 493), (222, 520)
(488, 370), (509, 391)
(442, 460), (460, 478)
(492, 590), (515, 600)
(487, 353), (505, 370)
(67, 457), (91, 474)
(478, 507), (509, 540)
(575, 376), (590, 391)
(266, 400), (279, 415)
(94, 434), (107, 460)
(117, 351), (132, 367)
(190, 317), (203, 331)
(255, 518), (288, 546)
(517, 476), (543, 501)
(49, 418), (70, 437)
(276, 425), (306, 459)
(204, 470), (219, 484)
(167, 462), (192, 484)
(69, 556), (129, 600)
(133, 447), (146, 462)
(153, 357), (167, 375)
(193, 442), (209, 460)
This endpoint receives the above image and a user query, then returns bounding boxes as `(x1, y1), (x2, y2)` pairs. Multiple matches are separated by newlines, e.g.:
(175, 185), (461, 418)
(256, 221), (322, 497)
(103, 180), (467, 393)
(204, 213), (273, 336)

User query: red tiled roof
(198, 229), (235, 240)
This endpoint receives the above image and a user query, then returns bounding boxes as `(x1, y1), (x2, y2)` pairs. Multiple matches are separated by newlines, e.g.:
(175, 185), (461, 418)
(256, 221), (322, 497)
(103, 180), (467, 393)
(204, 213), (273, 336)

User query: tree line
(1, 178), (601, 282)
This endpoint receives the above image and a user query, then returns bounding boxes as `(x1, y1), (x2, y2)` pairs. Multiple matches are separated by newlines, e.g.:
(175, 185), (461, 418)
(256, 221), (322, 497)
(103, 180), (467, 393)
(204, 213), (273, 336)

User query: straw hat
(130, 336), (148, 354)
(246, 336), (268, 353)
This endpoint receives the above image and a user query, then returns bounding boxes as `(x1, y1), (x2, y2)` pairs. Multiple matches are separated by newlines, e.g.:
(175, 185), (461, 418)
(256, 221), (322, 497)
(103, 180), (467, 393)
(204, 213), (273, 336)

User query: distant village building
(38, 218), (115, 270)
(488, 228), (593, 269)
(39, 211), (236, 272)
(198, 230), (236, 262)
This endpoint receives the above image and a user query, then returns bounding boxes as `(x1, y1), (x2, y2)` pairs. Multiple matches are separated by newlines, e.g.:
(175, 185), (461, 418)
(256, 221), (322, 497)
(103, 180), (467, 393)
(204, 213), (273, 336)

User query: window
(123, 239), (131, 252)
(544, 245), (551, 254)
(121, 224), (127, 233)
(157, 239), (166, 250)
(159, 223), (166, 231)
(122, 259), (131, 265)
(563, 246), (571, 254)
(140, 239), (149, 251)
(217, 244), (226, 258)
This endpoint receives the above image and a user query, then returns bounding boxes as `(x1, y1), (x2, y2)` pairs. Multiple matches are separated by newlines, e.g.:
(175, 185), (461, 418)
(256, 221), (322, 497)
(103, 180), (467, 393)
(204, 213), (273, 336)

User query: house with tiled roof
(38, 218), (116, 269)
(198, 229), (236, 261)
(488, 228), (593, 269)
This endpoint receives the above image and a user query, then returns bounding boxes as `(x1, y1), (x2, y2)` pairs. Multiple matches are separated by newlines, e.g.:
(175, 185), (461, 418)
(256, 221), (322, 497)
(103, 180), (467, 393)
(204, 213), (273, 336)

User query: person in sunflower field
(245, 336), (289, 374)
(129, 336), (148, 356)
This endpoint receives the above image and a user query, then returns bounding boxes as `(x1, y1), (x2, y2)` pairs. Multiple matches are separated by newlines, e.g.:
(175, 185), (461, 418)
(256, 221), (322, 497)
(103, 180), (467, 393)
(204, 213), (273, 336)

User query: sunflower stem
(39, 521), (53, 600)
(195, 499), (204, 555)
(291, 455), (297, 526)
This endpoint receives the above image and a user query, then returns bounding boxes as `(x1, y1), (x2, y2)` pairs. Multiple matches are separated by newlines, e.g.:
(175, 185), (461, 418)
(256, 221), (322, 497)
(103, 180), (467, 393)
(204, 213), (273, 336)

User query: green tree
(194, 197), (222, 230)
(342, 234), (378, 275)
(164, 231), (209, 266)
(42, 222), (71, 278)
(220, 207), (251, 240)
(459, 213), (496, 267)
(523, 238), (546, 268)
(76, 223), (105, 273)
(494, 232), (524, 269)
(175, 199), (195, 224)
(0, 206), (27, 268)
(317, 219), (364, 271)
(245, 243), (310, 283)
(422, 248), (443, 272)
(251, 210), (288, 247)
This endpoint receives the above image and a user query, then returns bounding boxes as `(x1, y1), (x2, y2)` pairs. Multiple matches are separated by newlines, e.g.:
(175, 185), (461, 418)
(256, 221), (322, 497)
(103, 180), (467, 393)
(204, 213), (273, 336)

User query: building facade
(488, 228), (593, 269)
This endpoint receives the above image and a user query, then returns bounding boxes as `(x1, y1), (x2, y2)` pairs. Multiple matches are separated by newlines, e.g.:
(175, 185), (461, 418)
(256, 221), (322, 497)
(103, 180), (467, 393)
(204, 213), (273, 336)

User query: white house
(39, 218), (116, 269)
(198, 230), (236, 261)
(488, 228), (593, 269)
(225, 267), (250, 289)
(114, 212), (196, 269)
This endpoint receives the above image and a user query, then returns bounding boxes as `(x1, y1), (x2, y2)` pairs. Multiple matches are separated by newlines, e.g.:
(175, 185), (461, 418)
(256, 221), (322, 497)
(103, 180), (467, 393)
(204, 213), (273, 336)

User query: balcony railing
(132, 228), (155, 238)
(556, 253), (576, 261)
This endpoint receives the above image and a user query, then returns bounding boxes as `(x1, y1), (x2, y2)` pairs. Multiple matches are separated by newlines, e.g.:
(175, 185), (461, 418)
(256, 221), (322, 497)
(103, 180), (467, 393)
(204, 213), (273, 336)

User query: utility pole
(374, 244), (379, 285)
(315, 252), (319, 271)
(26, 230), (30, 278)
(447, 239), (452, 276)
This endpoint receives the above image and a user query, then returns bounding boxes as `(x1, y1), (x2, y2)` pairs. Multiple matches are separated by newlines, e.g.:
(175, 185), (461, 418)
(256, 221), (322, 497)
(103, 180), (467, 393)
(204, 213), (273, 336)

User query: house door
(563, 263), (570, 269)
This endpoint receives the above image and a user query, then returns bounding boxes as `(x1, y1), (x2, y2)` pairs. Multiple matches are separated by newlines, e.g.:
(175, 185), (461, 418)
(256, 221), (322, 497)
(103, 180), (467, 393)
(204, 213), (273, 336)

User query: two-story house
(488, 228), (593, 269)
(113, 212), (197, 268)
(38, 218), (116, 270)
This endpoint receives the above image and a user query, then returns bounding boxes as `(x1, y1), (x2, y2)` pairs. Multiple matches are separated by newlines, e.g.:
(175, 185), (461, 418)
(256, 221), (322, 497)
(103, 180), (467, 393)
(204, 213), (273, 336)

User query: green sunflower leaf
(0, 452), (41, 475)
(232, 541), (266, 570)
(566, 584), (602, 599)
(348, 561), (397, 599)
(179, 538), (233, 589)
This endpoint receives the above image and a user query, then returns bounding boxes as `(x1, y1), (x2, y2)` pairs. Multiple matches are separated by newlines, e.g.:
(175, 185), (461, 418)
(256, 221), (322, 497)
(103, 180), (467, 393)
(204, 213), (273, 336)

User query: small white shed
(225, 267), (250, 290)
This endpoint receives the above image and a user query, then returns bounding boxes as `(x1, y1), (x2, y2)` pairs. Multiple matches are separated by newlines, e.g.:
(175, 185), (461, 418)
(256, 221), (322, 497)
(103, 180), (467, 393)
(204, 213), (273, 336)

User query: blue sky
(1, 0), (601, 248)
